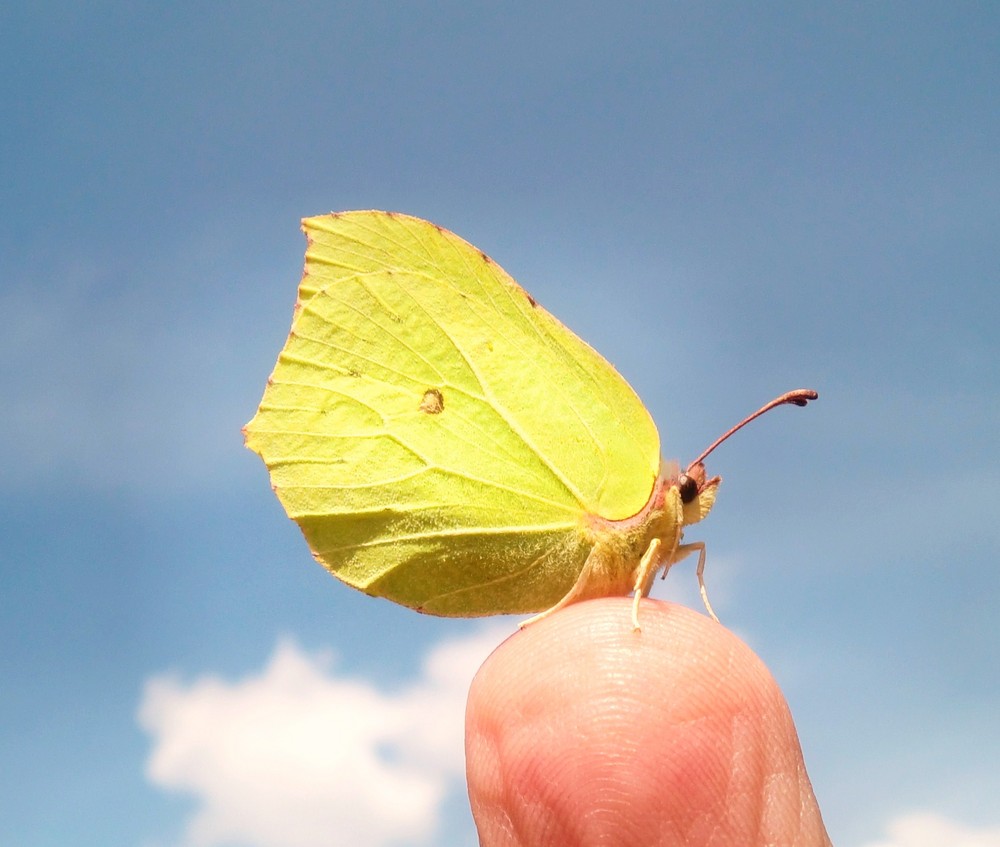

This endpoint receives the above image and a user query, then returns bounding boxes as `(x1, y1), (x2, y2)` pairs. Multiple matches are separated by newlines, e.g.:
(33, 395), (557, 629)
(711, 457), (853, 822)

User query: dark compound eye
(678, 473), (699, 504)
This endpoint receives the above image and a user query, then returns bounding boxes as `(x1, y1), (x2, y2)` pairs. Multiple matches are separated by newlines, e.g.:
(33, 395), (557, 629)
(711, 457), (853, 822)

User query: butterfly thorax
(577, 464), (721, 599)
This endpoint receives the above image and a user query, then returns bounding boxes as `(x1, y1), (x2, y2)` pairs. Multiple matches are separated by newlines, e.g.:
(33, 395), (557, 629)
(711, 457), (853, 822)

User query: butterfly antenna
(685, 389), (818, 473)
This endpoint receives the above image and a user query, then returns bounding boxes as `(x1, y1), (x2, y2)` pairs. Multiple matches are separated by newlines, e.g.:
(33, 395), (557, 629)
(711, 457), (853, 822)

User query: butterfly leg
(675, 541), (719, 622)
(519, 547), (609, 628)
(630, 537), (663, 631)
(652, 540), (721, 623)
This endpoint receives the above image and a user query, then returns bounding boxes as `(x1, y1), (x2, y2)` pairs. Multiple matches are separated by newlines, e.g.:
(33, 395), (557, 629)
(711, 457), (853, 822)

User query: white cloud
(138, 625), (511, 847)
(860, 812), (1000, 847)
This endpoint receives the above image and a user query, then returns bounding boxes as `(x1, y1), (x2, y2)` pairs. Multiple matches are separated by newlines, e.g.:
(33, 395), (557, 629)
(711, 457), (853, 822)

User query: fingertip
(465, 598), (830, 846)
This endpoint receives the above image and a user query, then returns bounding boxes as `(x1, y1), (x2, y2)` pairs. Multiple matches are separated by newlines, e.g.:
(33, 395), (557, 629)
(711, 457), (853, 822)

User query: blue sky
(2, 4), (998, 846)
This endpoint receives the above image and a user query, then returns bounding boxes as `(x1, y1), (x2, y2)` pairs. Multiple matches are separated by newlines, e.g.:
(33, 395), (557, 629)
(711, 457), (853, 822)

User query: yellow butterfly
(244, 212), (816, 628)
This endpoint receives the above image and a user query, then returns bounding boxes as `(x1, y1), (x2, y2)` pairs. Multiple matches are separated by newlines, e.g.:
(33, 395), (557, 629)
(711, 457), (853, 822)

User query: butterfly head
(676, 462), (720, 527)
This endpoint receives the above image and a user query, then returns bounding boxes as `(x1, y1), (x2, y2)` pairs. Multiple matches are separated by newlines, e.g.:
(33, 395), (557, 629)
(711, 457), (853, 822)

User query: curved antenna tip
(783, 388), (819, 407)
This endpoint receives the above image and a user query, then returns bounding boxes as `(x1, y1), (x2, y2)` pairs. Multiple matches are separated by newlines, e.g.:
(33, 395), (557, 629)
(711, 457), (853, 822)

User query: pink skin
(467, 599), (832, 847)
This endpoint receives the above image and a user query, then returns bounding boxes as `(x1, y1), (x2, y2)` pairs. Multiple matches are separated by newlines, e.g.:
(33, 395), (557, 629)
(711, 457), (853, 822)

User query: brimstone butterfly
(244, 211), (816, 628)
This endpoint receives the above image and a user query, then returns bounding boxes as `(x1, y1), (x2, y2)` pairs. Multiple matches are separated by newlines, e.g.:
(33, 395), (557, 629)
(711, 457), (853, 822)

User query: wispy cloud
(138, 626), (511, 847)
(860, 812), (1000, 847)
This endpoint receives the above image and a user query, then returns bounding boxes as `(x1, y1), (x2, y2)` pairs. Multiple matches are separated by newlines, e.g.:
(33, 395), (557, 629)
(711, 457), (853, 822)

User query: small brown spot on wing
(419, 388), (445, 414)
